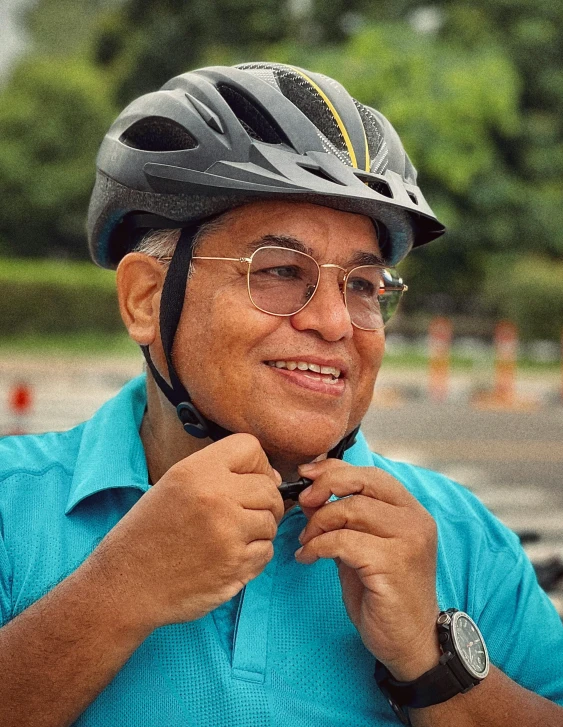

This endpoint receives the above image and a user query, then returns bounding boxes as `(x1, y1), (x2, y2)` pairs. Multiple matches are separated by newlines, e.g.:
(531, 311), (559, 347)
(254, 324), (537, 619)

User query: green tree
(24, 0), (121, 59)
(483, 255), (563, 341)
(0, 57), (117, 258)
(92, 0), (291, 105)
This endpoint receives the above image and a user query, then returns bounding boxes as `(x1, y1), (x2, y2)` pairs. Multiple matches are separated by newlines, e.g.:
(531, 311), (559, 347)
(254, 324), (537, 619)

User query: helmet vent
(275, 68), (351, 165)
(120, 117), (198, 152)
(366, 180), (393, 198)
(407, 192), (418, 205)
(354, 102), (389, 175)
(217, 83), (291, 146)
(300, 165), (345, 186)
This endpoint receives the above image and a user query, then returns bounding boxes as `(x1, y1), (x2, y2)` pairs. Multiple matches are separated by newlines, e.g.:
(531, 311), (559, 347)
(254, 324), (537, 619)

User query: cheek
(176, 283), (279, 399)
(352, 330), (385, 409)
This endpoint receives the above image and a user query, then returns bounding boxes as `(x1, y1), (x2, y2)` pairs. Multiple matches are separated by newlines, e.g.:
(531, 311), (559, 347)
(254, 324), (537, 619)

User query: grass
(0, 258), (116, 289)
(380, 349), (560, 372)
(0, 332), (138, 357)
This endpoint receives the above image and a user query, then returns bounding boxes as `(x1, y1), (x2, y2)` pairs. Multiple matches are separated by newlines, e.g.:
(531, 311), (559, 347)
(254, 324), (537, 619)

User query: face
(172, 200), (385, 463)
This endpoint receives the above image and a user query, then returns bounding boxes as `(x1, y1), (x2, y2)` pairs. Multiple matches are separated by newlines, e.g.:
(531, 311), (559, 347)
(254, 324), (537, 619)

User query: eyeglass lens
(248, 247), (404, 330)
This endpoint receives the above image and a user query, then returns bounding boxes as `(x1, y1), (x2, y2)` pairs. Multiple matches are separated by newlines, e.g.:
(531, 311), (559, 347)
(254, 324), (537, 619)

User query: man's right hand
(90, 433), (284, 631)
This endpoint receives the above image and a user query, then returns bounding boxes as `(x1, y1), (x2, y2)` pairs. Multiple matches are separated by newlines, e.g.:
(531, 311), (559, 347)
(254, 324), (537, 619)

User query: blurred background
(0, 0), (562, 610)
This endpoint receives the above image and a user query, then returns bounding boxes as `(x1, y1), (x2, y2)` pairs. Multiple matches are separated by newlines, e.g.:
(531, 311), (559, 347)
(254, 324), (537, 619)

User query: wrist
(82, 543), (156, 643)
(375, 609), (490, 724)
(384, 638), (443, 682)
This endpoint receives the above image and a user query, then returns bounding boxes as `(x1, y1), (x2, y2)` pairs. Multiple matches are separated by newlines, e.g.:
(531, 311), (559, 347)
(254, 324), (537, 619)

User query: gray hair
(131, 214), (229, 263)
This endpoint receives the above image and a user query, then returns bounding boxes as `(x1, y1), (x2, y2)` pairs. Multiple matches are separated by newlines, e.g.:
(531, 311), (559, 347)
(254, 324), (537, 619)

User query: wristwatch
(375, 609), (490, 725)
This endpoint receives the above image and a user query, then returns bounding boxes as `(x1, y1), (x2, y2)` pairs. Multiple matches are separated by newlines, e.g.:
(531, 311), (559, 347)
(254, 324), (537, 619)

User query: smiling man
(1, 63), (562, 727)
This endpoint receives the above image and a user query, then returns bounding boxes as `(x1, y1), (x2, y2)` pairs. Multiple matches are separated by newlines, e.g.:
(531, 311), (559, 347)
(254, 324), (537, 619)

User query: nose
(290, 267), (354, 341)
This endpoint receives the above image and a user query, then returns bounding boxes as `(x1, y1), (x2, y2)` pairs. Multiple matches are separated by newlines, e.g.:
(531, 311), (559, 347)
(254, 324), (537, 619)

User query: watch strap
(375, 652), (474, 711)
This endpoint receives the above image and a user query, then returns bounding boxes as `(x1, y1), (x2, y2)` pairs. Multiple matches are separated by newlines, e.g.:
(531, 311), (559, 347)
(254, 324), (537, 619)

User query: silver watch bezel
(449, 610), (490, 681)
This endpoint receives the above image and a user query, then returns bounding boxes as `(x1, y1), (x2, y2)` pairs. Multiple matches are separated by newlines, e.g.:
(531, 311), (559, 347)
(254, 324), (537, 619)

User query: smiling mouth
(265, 360), (342, 384)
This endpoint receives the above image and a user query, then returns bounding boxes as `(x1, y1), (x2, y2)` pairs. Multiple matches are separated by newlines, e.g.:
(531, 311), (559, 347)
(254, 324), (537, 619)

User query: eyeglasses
(181, 245), (406, 331)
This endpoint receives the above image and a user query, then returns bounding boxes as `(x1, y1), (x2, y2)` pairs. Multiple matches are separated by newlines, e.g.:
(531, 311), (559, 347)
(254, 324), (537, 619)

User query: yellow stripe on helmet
(288, 66), (370, 172)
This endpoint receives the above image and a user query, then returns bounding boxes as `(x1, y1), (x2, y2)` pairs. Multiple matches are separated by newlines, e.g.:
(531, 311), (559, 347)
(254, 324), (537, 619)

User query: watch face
(451, 612), (490, 680)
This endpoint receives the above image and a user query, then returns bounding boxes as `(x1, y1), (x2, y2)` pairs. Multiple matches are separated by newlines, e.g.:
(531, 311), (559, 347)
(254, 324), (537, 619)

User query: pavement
(1, 352), (562, 614)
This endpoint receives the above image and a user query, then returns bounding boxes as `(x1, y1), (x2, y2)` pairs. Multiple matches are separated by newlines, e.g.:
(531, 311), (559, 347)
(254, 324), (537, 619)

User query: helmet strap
(141, 225), (231, 440)
(328, 426), (360, 459)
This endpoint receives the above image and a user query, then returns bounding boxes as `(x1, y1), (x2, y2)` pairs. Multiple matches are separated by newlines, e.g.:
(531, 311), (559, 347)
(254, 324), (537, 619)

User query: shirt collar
(343, 429), (375, 467)
(65, 375), (150, 515)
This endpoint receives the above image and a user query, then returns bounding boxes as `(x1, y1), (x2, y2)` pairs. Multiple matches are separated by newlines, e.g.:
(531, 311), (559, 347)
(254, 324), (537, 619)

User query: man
(0, 63), (562, 727)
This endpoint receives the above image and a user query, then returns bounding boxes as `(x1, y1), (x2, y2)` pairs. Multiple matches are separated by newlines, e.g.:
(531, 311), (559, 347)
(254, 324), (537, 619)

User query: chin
(253, 417), (351, 465)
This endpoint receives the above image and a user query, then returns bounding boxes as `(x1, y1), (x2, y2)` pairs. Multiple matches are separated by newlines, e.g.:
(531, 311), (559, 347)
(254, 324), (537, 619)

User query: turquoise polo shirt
(1, 375), (562, 726)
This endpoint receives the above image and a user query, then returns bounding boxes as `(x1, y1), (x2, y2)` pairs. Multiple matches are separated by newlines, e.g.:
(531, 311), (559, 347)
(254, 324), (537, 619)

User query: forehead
(198, 201), (381, 262)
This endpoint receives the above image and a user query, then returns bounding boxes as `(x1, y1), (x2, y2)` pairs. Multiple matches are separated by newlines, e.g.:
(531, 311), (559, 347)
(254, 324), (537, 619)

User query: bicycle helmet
(87, 62), (445, 447)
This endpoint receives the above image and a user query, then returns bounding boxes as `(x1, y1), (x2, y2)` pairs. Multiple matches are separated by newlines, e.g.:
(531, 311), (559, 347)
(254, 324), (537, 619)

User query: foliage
(24, 0), (120, 59)
(482, 255), (563, 341)
(0, 57), (117, 258)
(0, 257), (121, 335)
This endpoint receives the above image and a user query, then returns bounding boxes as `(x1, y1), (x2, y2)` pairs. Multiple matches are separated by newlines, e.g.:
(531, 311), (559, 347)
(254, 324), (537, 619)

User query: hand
(91, 434), (284, 631)
(296, 460), (441, 682)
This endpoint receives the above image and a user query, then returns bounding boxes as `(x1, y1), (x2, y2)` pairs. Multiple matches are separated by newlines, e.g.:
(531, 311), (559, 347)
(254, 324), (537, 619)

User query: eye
(253, 265), (303, 280)
(346, 275), (377, 296)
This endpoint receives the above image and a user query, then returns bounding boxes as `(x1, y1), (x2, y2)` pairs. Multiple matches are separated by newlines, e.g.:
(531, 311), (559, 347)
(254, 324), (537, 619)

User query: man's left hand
(296, 460), (441, 682)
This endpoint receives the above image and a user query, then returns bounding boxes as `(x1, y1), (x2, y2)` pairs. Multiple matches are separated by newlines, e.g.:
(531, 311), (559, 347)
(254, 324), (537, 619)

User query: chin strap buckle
(176, 402), (210, 439)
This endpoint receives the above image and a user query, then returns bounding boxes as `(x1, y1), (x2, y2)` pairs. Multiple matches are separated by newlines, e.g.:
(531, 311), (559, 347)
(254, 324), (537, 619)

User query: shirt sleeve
(0, 530), (12, 626)
(474, 541), (563, 705)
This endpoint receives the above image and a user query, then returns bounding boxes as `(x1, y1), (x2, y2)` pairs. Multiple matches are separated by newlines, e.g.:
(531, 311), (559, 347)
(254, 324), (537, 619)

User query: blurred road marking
(371, 439), (563, 463)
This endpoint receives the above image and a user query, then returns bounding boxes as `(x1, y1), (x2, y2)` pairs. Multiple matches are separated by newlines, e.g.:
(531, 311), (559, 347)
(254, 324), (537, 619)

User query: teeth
(267, 361), (341, 378)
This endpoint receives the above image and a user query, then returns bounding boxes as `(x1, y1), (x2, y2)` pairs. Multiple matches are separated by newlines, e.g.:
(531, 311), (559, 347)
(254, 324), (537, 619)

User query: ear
(116, 253), (165, 346)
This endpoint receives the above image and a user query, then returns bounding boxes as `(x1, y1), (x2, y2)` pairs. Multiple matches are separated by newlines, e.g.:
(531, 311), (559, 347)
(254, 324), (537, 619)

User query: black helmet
(88, 62), (444, 269)
(87, 62), (445, 453)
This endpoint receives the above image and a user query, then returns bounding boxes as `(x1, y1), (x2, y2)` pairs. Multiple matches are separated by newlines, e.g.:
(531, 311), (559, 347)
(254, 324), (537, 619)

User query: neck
(141, 376), (210, 485)
(141, 376), (323, 488)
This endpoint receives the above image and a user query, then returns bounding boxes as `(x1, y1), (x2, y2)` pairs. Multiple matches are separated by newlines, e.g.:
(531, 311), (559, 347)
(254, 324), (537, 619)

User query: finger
(209, 433), (280, 481)
(238, 474), (285, 523)
(239, 509), (278, 543)
(244, 540), (275, 578)
(295, 529), (390, 569)
(299, 496), (403, 545)
(298, 461), (413, 509)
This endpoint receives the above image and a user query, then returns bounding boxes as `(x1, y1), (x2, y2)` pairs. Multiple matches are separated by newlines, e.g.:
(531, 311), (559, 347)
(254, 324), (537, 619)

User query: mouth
(264, 359), (346, 395)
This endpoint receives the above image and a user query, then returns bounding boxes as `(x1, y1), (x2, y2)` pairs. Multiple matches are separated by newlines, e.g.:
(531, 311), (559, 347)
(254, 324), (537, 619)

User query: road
(1, 354), (562, 612)
(363, 401), (563, 547)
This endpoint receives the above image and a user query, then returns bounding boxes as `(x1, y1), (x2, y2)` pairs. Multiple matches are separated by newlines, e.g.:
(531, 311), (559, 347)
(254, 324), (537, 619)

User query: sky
(0, 0), (30, 81)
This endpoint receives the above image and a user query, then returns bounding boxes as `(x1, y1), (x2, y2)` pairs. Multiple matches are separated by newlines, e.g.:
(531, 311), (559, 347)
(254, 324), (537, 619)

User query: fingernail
(299, 485), (312, 499)
(295, 547), (303, 560)
(299, 462), (315, 473)
(298, 527), (306, 544)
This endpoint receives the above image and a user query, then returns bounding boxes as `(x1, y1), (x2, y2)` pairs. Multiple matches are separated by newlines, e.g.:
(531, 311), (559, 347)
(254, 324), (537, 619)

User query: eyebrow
(243, 234), (386, 267)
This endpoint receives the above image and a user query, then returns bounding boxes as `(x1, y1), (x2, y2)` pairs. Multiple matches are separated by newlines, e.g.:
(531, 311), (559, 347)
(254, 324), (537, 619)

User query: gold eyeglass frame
(160, 245), (408, 331)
